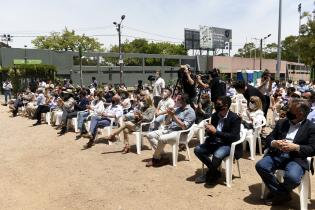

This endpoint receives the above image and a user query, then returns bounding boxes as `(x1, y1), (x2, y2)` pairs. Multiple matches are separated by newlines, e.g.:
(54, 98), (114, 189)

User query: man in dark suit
(194, 96), (241, 184)
(256, 98), (315, 206)
(233, 80), (267, 116)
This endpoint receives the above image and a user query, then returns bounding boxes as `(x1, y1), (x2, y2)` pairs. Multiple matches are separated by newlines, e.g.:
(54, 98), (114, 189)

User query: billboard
(184, 28), (200, 50)
(184, 26), (232, 50)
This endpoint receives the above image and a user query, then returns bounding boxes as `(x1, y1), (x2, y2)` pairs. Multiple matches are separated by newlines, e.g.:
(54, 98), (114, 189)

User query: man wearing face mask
(83, 95), (123, 149)
(152, 88), (175, 130)
(145, 94), (196, 167)
(256, 98), (315, 206)
(194, 96), (241, 185)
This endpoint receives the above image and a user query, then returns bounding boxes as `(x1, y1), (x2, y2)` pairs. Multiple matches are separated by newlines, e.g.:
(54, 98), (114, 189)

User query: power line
(124, 26), (182, 40)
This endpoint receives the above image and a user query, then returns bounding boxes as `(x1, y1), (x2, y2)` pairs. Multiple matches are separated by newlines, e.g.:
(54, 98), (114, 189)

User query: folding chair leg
(185, 144), (191, 161)
(172, 144), (178, 166)
(249, 138), (256, 160)
(236, 159), (241, 178)
(299, 173), (309, 210)
(225, 158), (233, 187)
(135, 132), (141, 155)
(261, 182), (266, 199)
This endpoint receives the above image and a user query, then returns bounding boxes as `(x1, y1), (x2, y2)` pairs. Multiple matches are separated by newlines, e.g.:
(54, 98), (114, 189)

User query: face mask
(200, 99), (207, 104)
(214, 104), (224, 112)
(94, 96), (99, 101)
(249, 102), (256, 110)
(286, 111), (297, 121)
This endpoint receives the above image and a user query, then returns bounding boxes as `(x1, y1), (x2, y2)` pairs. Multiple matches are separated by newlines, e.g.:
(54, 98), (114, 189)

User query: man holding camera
(196, 68), (226, 103)
(178, 65), (197, 107)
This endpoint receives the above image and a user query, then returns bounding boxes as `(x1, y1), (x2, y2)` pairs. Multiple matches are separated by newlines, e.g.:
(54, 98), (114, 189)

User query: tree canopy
(32, 28), (104, 52)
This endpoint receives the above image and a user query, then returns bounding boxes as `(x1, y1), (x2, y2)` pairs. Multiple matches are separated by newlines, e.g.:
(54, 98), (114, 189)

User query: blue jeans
(4, 90), (11, 104)
(89, 115), (111, 140)
(194, 141), (231, 170)
(255, 155), (305, 195)
(77, 111), (90, 131)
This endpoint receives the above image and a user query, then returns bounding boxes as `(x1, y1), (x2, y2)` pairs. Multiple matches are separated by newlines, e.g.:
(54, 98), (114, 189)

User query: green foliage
(110, 38), (187, 66)
(32, 28), (104, 52)
(297, 19), (315, 68)
(0, 64), (56, 93)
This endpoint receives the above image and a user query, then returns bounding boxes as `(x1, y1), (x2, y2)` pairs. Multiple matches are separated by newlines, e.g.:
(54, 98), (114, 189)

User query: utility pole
(79, 45), (83, 87)
(113, 15), (126, 85)
(276, 0), (282, 80)
(298, 3), (302, 63)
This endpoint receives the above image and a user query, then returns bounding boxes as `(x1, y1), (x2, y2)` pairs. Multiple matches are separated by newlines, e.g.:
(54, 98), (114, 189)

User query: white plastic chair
(195, 118), (211, 145)
(96, 117), (123, 144)
(45, 108), (54, 125)
(171, 124), (197, 166)
(219, 127), (246, 187)
(199, 127), (246, 187)
(132, 116), (155, 155)
(261, 156), (313, 210)
(243, 115), (266, 160)
(66, 113), (79, 133)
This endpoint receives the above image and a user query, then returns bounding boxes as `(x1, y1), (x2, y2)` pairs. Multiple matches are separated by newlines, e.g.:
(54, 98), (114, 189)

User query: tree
(32, 28), (104, 52)
(0, 42), (11, 48)
(297, 18), (315, 79)
(110, 38), (187, 66)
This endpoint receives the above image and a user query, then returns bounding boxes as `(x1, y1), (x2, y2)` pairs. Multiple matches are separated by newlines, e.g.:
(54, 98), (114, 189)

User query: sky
(0, 0), (314, 55)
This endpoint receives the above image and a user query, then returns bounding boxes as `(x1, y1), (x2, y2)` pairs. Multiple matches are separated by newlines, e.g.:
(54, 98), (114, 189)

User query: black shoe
(152, 157), (170, 167)
(58, 128), (67, 135)
(264, 193), (292, 206)
(205, 170), (222, 185)
(83, 140), (95, 149)
(75, 134), (82, 140)
(33, 122), (41, 126)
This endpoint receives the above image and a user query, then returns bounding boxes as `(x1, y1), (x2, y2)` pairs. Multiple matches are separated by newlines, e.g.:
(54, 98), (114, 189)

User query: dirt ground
(0, 104), (314, 210)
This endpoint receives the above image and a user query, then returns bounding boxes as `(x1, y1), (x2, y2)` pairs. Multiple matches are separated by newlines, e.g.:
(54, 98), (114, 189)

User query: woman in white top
(76, 91), (105, 138)
(241, 96), (264, 130)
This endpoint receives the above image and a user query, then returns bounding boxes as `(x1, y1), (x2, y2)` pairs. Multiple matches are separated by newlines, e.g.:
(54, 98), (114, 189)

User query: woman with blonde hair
(241, 96), (264, 129)
(106, 94), (155, 153)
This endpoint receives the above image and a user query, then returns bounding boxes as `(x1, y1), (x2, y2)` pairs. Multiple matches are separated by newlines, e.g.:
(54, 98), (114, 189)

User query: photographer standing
(258, 69), (272, 117)
(197, 68), (226, 103)
(152, 70), (165, 108)
(178, 65), (197, 107)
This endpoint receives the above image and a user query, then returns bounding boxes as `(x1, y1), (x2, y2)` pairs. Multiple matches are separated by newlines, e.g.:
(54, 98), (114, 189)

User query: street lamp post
(276, 0), (282, 80)
(113, 15), (126, 85)
(24, 45), (27, 64)
(259, 34), (271, 70)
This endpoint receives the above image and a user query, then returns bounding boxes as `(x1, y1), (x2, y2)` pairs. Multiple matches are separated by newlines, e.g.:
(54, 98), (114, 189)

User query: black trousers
(35, 105), (50, 123)
(263, 95), (270, 118)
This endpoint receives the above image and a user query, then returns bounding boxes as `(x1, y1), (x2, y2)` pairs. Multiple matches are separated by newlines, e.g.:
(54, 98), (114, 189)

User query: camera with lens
(147, 75), (156, 81)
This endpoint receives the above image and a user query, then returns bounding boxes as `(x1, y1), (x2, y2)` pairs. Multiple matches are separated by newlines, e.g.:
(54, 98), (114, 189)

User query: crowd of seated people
(4, 72), (315, 208)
